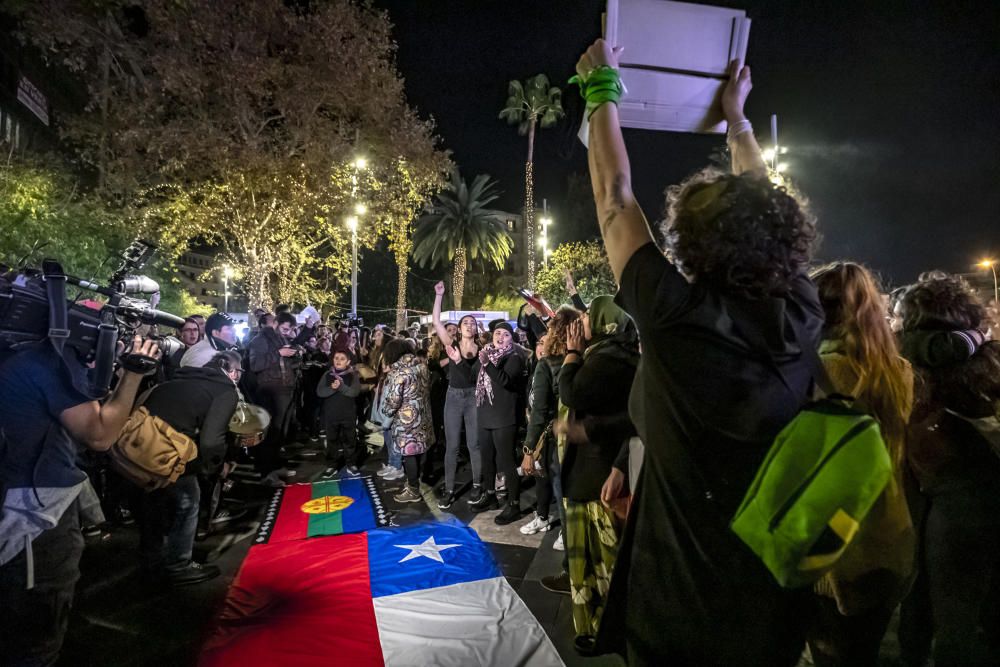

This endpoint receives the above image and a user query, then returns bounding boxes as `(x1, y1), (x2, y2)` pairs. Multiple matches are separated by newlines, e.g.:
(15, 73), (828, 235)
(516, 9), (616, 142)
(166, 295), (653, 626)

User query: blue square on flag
(367, 520), (500, 598)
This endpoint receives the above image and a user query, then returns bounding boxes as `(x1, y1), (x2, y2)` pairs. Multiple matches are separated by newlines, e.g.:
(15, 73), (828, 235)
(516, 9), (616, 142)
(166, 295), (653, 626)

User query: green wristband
(569, 66), (623, 119)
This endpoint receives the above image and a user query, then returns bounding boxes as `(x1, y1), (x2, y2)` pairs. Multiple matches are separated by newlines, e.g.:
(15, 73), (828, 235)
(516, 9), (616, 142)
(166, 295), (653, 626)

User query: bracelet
(568, 66), (623, 120)
(726, 119), (752, 143)
(522, 446), (533, 456)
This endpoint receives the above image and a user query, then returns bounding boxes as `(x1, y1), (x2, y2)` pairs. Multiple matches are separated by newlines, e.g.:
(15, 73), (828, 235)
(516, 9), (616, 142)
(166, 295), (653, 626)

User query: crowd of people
(2, 37), (999, 667)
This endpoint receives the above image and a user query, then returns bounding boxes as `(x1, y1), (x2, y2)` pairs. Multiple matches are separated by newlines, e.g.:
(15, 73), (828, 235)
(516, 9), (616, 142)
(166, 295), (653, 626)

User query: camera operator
(248, 312), (301, 486)
(180, 313), (239, 368)
(0, 335), (159, 666)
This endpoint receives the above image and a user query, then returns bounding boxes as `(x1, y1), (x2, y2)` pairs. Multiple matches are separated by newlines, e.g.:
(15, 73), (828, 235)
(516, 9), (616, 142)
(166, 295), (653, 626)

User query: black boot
(494, 501), (521, 525)
(469, 491), (499, 514)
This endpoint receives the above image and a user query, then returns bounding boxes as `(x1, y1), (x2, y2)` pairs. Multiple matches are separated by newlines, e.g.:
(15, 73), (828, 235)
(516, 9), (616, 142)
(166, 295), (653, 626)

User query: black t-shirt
(446, 346), (479, 389)
(598, 243), (823, 664)
(0, 344), (91, 491)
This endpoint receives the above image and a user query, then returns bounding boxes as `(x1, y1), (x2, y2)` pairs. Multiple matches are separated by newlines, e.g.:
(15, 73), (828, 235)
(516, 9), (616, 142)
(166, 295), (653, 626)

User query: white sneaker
(376, 464), (396, 477)
(552, 530), (564, 551)
(381, 467), (405, 481)
(519, 513), (552, 535)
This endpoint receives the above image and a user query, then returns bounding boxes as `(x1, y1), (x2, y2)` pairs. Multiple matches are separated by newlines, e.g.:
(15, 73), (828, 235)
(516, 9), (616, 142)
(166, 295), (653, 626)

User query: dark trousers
(0, 497), (83, 667)
(403, 454), (422, 488)
(479, 424), (520, 503)
(255, 384), (294, 473)
(138, 475), (201, 572)
(805, 594), (894, 667)
(325, 418), (360, 467)
(443, 387), (479, 493)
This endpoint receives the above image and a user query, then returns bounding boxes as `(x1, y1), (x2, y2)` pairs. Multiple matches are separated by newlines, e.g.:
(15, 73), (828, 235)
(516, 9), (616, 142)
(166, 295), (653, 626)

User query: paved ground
(57, 433), (621, 667)
(56, 432), (906, 666)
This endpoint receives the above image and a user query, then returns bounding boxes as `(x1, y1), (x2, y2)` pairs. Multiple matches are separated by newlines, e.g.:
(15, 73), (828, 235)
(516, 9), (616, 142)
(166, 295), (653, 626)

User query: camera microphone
(117, 275), (160, 294)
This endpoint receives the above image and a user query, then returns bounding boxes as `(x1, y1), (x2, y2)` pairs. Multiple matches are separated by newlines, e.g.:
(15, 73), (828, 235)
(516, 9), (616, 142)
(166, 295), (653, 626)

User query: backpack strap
(41, 261), (70, 356)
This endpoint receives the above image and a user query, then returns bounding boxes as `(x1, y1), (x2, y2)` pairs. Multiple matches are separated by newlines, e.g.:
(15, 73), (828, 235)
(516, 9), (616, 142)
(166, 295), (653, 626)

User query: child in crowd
(317, 349), (362, 478)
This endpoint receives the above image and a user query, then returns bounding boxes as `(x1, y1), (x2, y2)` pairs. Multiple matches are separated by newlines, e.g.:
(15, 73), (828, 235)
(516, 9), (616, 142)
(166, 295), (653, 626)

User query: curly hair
(899, 273), (985, 332)
(661, 168), (817, 296)
(543, 305), (582, 358)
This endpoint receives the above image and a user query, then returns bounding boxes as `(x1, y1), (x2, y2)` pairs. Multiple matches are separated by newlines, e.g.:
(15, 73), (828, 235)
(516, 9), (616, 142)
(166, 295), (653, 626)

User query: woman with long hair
(381, 338), (435, 502)
(896, 274), (1000, 667)
(807, 262), (915, 665)
(431, 282), (483, 509)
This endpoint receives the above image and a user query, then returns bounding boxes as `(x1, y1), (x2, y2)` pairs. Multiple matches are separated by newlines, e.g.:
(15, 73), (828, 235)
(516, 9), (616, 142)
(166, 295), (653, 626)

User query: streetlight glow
(353, 157), (367, 170)
(979, 259), (995, 268)
(762, 148), (776, 163)
(776, 162), (789, 173)
(346, 215), (358, 232)
(354, 203), (368, 215)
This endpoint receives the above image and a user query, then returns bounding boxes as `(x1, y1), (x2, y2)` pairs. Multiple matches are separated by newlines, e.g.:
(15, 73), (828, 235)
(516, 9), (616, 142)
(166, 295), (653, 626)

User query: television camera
(0, 239), (185, 397)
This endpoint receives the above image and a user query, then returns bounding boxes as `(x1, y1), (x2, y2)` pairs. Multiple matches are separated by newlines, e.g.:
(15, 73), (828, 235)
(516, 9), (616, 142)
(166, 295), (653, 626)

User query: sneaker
(341, 465), (361, 478)
(574, 635), (597, 656)
(519, 513), (552, 535)
(381, 467), (405, 481)
(319, 466), (338, 480)
(469, 492), (499, 514)
(167, 561), (221, 587)
(309, 436), (319, 444)
(393, 485), (422, 503)
(262, 470), (287, 487)
(82, 524), (102, 538)
(210, 508), (249, 525)
(376, 464), (396, 477)
(552, 530), (565, 551)
(437, 492), (456, 510)
(540, 571), (571, 595)
(466, 484), (484, 505)
(494, 502), (521, 525)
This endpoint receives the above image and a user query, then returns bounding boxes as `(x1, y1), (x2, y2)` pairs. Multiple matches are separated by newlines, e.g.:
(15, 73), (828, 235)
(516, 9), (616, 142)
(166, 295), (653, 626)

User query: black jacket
(248, 327), (300, 388)
(142, 366), (239, 476)
(316, 367), (361, 423)
(477, 351), (525, 429)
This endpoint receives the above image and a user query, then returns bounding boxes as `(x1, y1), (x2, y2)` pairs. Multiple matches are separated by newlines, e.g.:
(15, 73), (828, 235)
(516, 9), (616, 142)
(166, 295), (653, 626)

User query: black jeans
(479, 424), (519, 503)
(255, 384), (295, 473)
(403, 455), (422, 488)
(325, 419), (360, 467)
(0, 497), (83, 667)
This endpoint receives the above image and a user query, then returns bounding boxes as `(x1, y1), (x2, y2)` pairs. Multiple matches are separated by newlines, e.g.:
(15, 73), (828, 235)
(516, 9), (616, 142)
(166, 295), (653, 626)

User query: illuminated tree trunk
(452, 244), (466, 310)
(524, 118), (537, 288)
(395, 254), (407, 331)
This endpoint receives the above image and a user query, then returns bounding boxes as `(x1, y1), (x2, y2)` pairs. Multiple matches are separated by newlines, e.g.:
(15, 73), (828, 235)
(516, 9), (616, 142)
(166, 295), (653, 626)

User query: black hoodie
(142, 366), (239, 476)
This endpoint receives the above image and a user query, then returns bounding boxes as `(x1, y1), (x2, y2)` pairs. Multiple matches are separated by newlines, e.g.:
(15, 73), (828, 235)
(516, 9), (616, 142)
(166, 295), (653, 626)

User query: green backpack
(728, 307), (892, 588)
(730, 398), (891, 588)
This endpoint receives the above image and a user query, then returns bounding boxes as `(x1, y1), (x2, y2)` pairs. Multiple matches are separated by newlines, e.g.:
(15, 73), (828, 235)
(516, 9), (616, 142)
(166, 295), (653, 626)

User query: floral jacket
(382, 354), (435, 456)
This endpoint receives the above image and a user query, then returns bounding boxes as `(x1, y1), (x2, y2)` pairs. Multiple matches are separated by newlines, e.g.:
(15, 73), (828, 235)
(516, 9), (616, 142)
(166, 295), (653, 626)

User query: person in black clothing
(299, 336), (328, 443)
(577, 40), (822, 665)
(317, 349), (363, 477)
(431, 282), (483, 509)
(469, 321), (525, 524)
(137, 351), (241, 586)
(248, 312), (301, 486)
(557, 296), (638, 653)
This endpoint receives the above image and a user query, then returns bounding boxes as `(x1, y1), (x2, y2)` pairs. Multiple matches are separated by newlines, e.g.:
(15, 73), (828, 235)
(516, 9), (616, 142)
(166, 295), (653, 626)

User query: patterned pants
(564, 499), (620, 638)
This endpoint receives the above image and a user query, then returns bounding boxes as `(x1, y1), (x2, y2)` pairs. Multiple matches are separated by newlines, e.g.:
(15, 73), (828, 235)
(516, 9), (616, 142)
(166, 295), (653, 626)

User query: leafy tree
(535, 240), (616, 307)
(499, 73), (564, 288)
(411, 171), (512, 309)
(11, 0), (448, 311)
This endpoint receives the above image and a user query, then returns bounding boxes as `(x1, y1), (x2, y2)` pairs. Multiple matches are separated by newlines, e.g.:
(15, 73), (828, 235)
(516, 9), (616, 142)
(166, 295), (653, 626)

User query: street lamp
(538, 215), (553, 269)
(222, 264), (234, 313)
(979, 259), (999, 305)
(347, 215), (359, 317)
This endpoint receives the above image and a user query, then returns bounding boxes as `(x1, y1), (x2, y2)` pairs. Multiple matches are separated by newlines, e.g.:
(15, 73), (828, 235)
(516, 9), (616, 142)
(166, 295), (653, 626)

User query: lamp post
(538, 214), (552, 269)
(348, 156), (368, 318)
(222, 264), (233, 313)
(980, 259), (999, 305)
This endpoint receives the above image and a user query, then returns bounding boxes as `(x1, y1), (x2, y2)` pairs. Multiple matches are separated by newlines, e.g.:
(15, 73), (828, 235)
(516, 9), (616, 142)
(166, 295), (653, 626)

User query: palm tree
(499, 73), (564, 288)
(412, 170), (512, 309)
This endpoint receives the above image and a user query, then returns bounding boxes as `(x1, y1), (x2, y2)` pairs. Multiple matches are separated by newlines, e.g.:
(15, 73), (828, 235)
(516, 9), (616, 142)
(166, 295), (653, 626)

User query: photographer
(248, 311), (301, 486)
(180, 313), (239, 368)
(0, 335), (159, 666)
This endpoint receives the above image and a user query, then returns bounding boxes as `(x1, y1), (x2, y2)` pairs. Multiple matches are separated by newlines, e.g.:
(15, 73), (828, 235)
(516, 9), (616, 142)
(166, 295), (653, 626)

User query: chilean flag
(200, 521), (564, 666)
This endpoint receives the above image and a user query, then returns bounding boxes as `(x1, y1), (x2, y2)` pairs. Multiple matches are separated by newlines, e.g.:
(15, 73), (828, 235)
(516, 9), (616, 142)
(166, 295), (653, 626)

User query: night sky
(373, 0), (999, 288)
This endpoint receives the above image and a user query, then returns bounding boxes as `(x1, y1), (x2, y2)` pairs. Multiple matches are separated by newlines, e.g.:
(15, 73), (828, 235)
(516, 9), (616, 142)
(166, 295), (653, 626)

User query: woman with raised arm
(575, 40), (822, 665)
(431, 281), (482, 509)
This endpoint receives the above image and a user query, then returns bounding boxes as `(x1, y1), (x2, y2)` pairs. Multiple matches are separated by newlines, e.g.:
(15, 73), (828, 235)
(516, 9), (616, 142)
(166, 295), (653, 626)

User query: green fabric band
(569, 66), (623, 120)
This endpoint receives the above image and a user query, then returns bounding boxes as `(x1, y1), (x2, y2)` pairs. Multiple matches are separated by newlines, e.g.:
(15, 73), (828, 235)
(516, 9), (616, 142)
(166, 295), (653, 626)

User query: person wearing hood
(135, 351), (242, 587)
(555, 295), (638, 654)
(317, 348), (363, 478)
(248, 312), (302, 486)
(469, 321), (526, 523)
(180, 313), (239, 368)
(381, 339), (435, 503)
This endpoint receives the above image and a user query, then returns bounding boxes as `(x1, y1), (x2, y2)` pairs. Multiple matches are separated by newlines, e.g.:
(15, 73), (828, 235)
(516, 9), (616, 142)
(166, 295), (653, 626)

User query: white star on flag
(393, 535), (461, 563)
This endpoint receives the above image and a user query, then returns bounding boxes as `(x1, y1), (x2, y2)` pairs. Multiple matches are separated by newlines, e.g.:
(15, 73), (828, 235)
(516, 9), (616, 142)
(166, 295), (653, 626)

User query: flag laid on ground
(201, 520), (564, 667)
(254, 478), (389, 544)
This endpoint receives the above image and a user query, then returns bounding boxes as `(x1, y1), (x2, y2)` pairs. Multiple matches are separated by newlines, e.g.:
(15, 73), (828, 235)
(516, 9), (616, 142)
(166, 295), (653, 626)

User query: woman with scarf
(469, 321), (525, 524)
(558, 295), (638, 655)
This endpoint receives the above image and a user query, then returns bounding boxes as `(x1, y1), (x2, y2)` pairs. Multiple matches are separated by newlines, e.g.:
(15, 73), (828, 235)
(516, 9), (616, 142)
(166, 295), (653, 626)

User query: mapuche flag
(200, 521), (564, 666)
(255, 478), (389, 545)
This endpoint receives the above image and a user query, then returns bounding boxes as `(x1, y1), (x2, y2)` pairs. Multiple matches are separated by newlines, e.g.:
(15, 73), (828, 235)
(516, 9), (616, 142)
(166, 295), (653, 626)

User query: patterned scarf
(475, 341), (514, 407)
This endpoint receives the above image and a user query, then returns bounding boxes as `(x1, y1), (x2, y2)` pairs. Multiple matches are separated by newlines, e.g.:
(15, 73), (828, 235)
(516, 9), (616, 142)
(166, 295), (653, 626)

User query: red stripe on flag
(200, 534), (383, 667)
(266, 483), (312, 543)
